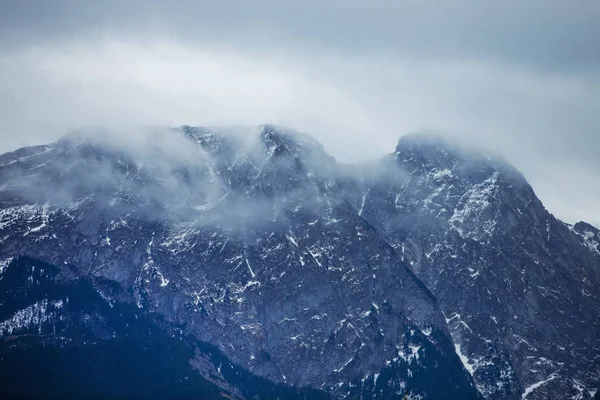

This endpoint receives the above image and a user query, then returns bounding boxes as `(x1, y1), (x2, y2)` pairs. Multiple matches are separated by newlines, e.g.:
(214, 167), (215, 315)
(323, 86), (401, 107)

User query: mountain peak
(393, 131), (531, 193)
(395, 132), (501, 164)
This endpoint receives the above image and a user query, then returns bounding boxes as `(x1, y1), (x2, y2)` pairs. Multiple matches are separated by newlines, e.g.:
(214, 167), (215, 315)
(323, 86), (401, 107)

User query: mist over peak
(0, 124), (578, 239)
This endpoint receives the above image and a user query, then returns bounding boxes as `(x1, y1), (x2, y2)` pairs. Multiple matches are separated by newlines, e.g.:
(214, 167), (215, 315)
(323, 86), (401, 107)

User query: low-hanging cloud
(0, 1), (599, 226)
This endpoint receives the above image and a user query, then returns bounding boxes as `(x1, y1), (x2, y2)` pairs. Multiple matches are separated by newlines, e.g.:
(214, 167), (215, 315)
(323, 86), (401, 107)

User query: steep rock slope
(0, 127), (480, 399)
(0, 256), (331, 400)
(352, 133), (600, 399)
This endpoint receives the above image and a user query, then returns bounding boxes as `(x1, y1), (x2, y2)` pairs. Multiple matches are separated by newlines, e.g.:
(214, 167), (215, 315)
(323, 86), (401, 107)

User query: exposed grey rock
(0, 126), (598, 399)
(352, 133), (600, 399)
(0, 126), (480, 399)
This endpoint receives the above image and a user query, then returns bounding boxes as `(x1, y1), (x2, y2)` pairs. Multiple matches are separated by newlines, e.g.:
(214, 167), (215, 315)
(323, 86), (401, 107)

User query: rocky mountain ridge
(0, 125), (598, 399)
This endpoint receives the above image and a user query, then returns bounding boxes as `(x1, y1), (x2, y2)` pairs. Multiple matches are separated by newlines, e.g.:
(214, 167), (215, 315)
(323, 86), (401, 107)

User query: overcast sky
(1, 0), (599, 225)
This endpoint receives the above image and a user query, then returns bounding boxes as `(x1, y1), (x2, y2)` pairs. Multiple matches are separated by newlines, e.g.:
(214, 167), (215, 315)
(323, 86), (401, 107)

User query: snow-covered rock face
(0, 126), (480, 399)
(0, 126), (599, 400)
(352, 133), (600, 399)
(571, 222), (600, 257)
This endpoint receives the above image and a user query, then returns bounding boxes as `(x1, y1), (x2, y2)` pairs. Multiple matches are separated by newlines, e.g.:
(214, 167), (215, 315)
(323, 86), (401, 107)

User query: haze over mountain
(1, 0), (600, 226)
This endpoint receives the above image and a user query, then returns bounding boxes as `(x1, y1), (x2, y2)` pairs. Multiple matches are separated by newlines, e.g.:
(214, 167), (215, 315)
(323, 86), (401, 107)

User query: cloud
(2, 1), (600, 72)
(0, 1), (599, 225)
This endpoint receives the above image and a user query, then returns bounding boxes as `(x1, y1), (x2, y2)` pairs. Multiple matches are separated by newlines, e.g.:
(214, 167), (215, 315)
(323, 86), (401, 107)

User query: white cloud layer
(0, 1), (599, 226)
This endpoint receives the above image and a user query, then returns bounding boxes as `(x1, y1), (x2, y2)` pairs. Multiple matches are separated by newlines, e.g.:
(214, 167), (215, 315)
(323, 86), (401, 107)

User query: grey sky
(1, 0), (599, 225)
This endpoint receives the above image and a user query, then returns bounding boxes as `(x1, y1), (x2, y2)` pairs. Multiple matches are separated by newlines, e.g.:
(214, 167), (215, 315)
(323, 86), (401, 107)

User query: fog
(0, 1), (599, 225)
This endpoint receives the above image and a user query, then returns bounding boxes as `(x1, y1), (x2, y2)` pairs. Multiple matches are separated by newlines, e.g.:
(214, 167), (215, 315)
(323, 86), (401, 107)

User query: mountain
(0, 125), (598, 399)
(348, 133), (600, 399)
